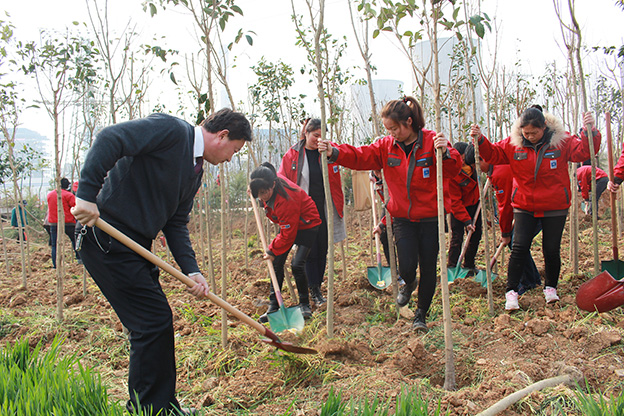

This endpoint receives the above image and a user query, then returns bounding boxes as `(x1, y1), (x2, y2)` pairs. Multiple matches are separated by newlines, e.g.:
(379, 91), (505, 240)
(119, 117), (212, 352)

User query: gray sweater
(77, 113), (202, 274)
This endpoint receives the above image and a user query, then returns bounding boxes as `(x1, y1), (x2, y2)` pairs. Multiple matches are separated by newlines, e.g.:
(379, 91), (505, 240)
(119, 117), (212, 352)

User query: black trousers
(506, 212), (567, 292)
(448, 203), (482, 269)
(393, 219), (439, 312)
(586, 176), (609, 215)
(50, 224), (79, 268)
(78, 222), (180, 414)
(305, 215), (328, 288)
(271, 226), (318, 306)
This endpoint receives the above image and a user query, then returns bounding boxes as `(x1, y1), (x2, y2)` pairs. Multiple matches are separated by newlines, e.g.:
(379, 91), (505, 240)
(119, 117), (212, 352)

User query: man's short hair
(201, 108), (252, 142)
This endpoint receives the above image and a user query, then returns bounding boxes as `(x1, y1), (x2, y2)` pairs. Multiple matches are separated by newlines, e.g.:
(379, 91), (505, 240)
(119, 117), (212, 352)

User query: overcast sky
(3, 0), (623, 134)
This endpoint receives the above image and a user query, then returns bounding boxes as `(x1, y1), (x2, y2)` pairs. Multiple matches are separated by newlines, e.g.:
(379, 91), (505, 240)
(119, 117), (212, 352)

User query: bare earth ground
(1, 201), (623, 415)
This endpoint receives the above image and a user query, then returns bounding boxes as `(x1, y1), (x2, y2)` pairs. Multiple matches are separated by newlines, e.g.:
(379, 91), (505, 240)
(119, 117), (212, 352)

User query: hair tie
(402, 95), (408, 104)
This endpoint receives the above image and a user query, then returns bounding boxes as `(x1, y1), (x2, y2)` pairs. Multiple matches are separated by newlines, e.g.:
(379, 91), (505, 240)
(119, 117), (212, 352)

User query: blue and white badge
(550, 160), (557, 169)
(423, 167), (430, 178)
(280, 224), (291, 229)
(333, 165), (338, 173)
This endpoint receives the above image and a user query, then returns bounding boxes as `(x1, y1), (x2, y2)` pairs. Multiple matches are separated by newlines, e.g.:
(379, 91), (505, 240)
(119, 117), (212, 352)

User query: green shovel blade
(267, 305), (305, 333)
(475, 270), (496, 288)
(447, 265), (470, 283)
(367, 263), (392, 289)
(601, 260), (624, 280)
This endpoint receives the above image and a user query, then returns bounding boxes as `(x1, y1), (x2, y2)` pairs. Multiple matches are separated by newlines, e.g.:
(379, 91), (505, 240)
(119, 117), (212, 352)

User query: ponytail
(249, 162), (296, 199)
(381, 96), (425, 132)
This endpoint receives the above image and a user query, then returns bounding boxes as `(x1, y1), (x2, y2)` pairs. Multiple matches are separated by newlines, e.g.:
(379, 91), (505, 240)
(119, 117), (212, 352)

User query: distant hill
(10, 128), (48, 141)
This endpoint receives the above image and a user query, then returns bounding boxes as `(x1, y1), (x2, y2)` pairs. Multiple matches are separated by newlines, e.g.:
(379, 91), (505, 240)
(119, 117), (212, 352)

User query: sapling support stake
(432, 0), (456, 391)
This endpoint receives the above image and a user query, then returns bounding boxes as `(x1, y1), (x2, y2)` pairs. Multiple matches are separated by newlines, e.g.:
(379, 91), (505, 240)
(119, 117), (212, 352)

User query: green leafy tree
(20, 27), (98, 321)
(0, 18), (32, 286)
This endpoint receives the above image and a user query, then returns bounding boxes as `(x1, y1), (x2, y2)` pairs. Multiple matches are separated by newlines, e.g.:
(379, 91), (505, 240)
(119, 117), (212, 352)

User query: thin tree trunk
(203, 180), (216, 290)
(198, 193), (206, 270)
(310, 0), (336, 338)
(463, 16), (493, 314)
(569, 0), (598, 274)
(244, 155), (250, 271)
(0, 214), (8, 276)
(432, 0), (456, 391)
(220, 164), (228, 349)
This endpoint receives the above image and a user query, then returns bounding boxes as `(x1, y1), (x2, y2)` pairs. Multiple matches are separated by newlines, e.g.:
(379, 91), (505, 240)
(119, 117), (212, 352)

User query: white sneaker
(505, 290), (519, 311)
(544, 286), (560, 304)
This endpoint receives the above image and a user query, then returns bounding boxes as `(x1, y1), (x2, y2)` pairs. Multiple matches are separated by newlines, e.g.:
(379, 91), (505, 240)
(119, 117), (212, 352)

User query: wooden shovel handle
(369, 181), (383, 263)
(489, 242), (506, 269)
(95, 218), (270, 337)
(457, 178), (490, 266)
(606, 112), (618, 261)
(248, 193), (285, 305)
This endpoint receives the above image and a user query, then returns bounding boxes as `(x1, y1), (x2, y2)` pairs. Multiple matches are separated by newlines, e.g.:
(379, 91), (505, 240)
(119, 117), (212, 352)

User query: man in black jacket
(72, 108), (251, 415)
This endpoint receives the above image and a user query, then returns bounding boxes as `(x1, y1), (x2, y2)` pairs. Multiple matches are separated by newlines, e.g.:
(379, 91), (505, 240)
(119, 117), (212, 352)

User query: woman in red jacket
(278, 119), (346, 306)
(577, 163), (608, 216)
(479, 160), (541, 294)
(318, 96), (461, 331)
(471, 107), (600, 310)
(608, 148), (624, 192)
(250, 162), (322, 322)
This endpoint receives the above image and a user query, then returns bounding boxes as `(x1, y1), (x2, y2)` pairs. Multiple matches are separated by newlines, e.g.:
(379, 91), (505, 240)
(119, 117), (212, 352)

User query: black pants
(506, 212), (567, 292)
(448, 203), (482, 269)
(380, 224), (390, 265)
(305, 216), (328, 288)
(586, 176), (609, 215)
(271, 226), (318, 306)
(511, 223), (542, 294)
(50, 224), (79, 268)
(393, 219), (439, 312)
(78, 222), (180, 414)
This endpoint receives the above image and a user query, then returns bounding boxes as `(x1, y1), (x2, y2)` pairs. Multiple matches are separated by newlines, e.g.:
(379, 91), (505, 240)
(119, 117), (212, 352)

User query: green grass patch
(0, 336), (130, 415)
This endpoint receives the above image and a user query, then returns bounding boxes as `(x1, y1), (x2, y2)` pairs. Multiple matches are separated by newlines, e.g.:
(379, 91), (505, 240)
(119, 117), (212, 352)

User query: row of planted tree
(1, 0), (623, 391)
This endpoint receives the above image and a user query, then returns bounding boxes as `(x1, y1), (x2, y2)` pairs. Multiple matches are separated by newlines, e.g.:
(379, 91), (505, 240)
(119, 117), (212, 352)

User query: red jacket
(278, 140), (344, 218)
(488, 165), (514, 236)
(329, 130), (461, 221)
(478, 113), (601, 216)
(263, 176), (322, 256)
(449, 168), (479, 224)
(614, 148), (624, 184)
(47, 189), (76, 224)
(577, 165), (607, 201)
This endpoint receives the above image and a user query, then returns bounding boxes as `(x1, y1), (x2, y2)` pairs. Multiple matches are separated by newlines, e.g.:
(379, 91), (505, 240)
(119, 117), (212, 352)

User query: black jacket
(77, 113), (202, 274)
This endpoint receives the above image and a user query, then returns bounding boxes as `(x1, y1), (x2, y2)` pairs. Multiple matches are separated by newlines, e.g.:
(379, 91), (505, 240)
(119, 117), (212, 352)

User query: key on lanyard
(75, 227), (87, 252)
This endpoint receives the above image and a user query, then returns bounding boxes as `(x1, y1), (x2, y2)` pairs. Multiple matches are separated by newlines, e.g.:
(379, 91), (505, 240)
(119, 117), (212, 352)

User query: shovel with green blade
(447, 200), (482, 283)
(249, 192), (305, 333)
(475, 242), (505, 287)
(447, 178), (492, 284)
(94, 218), (316, 354)
(367, 181), (392, 289)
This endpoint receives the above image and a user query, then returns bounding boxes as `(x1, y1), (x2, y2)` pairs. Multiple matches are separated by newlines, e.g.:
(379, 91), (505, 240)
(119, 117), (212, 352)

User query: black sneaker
(412, 309), (428, 332)
(397, 282), (415, 307)
(310, 286), (326, 306)
(259, 304), (279, 323)
(299, 303), (312, 319)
